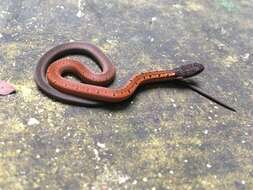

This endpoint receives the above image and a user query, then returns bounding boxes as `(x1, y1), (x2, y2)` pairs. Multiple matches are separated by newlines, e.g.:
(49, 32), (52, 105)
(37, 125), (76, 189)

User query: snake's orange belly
(46, 59), (177, 102)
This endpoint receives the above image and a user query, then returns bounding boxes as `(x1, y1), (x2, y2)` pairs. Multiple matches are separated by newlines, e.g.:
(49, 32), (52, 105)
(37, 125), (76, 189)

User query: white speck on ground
(55, 148), (60, 153)
(93, 148), (100, 161)
(206, 164), (212, 168)
(76, 0), (85, 17)
(132, 180), (137, 185)
(76, 10), (84, 17)
(97, 142), (106, 149)
(203, 129), (209, 135)
(142, 177), (148, 182)
(16, 149), (21, 154)
(118, 175), (130, 184)
(151, 17), (157, 22)
(27, 118), (40, 126)
(241, 53), (250, 61)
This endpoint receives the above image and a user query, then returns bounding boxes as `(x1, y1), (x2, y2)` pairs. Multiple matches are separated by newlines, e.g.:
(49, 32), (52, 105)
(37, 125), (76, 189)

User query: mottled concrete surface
(0, 0), (252, 190)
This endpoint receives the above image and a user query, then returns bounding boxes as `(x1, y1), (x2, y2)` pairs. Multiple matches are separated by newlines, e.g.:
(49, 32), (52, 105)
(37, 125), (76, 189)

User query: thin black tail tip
(175, 63), (205, 78)
(229, 107), (237, 112)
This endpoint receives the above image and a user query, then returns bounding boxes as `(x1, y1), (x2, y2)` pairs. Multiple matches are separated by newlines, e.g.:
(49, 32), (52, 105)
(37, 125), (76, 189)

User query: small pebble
(206, 164), (212, 168)
(203, 130), (209, 135)
(55, 148), (60, 153)
(142, 177), (148, 182)
(27, 118), (40, 126)
(132, 180), (137, 185)
(76, 10), (84, 17)
(151, 17), (157, 22)
(16, 149), (21, 154)
(97, 142), (106, 149)
(241, 53), (250, 61)
(118, 175), (129, 184)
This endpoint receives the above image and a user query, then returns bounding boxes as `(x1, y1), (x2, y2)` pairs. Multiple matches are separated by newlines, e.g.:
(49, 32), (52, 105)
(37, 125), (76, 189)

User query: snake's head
(174, 63), (204, 78)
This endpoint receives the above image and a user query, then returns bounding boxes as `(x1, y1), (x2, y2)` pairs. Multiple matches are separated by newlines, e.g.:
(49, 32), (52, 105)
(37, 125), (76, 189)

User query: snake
(34, 42), (204, 106)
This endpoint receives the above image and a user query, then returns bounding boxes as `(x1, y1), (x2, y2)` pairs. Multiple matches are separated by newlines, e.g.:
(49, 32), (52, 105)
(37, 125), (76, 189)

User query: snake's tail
(174, 63), (205, 78)
(177, 80), (236, 112)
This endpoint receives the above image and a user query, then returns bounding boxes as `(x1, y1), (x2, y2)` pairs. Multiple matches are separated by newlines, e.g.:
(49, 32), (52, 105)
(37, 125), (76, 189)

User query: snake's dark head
(174, 63), (204, 78)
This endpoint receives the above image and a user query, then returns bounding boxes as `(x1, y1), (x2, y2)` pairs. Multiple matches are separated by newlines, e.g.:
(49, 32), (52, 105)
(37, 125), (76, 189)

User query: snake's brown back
(35, 42), (204, 105)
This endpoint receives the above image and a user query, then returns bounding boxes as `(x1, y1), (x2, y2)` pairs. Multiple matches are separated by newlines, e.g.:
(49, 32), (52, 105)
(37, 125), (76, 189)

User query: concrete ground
(0, 0), (252, 189)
